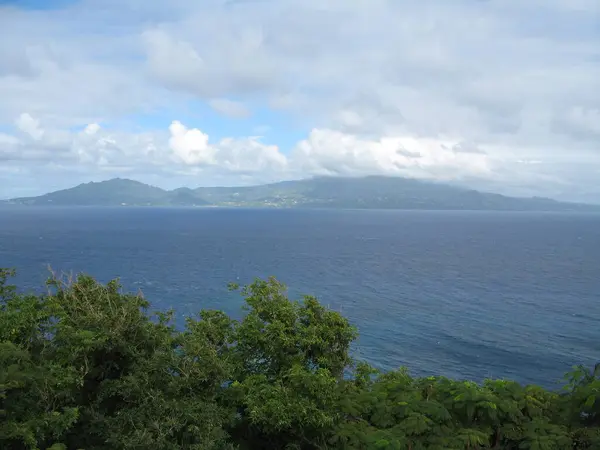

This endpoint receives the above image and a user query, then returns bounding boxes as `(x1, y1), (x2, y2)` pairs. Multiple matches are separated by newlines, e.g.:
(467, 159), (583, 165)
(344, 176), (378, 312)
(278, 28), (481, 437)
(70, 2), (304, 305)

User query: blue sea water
(1, 207), (599, 388)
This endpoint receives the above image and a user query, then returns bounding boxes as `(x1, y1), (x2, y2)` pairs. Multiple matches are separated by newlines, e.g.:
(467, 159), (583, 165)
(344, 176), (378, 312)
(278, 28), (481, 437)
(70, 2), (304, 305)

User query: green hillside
(7, 176), (600, 211)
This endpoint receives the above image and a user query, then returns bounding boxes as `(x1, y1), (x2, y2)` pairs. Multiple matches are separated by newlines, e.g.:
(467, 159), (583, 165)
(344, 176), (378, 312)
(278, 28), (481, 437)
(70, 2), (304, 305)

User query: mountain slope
(193, 176), (599, 211)
(10, 179), (171, 206)
(7, 176), (600, 211)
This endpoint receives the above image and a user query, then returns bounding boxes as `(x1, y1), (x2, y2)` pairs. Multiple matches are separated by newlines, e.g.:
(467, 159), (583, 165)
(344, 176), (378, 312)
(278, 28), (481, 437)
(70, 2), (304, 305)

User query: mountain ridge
(5, 176), (599, 211)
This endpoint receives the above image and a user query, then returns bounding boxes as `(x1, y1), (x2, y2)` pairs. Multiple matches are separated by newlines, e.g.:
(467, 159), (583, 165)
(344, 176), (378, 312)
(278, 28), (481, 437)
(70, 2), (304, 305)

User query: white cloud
(167, 120), (286, 171)
(208, 98), (250, 118)
(142, 26), (276, 98)
(558, 107), (600, 138)
(2, 114), (289, 180)
(0, 0), (598, 200)
(16, 113), (44, 140)
(168, 121), (214, 165)
(290, 129), (493, 181)
(0, 112), (520, 188)
(84, 123), (101, 135)
(2, 111), (600, 201)
(2, 113), (495, 181)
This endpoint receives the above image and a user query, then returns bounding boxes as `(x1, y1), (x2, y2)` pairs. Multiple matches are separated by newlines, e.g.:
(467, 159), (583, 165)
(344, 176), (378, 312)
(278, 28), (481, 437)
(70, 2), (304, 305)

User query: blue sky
(2, 0), (77, 9)
(0, 0), (599, 200)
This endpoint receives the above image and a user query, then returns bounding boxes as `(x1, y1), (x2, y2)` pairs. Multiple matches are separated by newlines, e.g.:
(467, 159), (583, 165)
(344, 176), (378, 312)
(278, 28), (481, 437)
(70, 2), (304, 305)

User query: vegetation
(6, 176), (600, 211)
(1, 268), (598, 449)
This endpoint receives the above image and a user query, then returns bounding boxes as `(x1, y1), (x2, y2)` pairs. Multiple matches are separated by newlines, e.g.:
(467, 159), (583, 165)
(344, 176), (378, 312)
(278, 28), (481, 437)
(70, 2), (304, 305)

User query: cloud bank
(0, 0), (598, 201)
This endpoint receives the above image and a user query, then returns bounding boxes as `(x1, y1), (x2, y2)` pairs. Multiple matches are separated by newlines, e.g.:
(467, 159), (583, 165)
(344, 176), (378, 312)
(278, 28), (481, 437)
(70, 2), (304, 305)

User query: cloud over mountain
(0, 0), (598, 201)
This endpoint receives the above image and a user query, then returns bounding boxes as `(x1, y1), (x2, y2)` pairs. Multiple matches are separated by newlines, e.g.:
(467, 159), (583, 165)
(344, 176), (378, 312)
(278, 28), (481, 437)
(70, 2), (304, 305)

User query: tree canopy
(1, 268), (598, 449)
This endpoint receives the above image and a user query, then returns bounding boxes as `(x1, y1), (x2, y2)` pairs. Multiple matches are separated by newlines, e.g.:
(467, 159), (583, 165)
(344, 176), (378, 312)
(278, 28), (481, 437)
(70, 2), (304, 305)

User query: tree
(226, 277), (357, 449)
(1, 268), (598, 449)
(1, 271), (234, 450)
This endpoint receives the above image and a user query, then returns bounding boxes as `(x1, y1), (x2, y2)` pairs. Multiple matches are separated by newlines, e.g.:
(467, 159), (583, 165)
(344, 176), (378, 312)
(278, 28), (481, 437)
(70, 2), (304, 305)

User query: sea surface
(1, 206), (599, 388)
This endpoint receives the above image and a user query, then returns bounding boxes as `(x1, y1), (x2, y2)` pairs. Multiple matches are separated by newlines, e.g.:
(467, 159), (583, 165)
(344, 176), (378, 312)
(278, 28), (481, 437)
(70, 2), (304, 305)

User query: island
(4, 175), (600, 211)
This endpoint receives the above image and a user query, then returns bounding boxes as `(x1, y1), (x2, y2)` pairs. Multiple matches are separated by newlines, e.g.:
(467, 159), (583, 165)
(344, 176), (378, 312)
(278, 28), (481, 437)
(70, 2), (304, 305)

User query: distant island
(4, 176), (600, 211)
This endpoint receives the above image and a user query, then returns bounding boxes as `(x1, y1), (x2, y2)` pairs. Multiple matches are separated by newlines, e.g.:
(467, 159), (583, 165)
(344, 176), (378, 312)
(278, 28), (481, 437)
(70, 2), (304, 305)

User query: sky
(0, 0), (599, 201)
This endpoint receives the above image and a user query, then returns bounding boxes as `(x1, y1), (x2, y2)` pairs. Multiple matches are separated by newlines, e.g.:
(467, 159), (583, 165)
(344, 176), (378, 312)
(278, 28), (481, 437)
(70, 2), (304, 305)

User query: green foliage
(0, 268), (598, 449)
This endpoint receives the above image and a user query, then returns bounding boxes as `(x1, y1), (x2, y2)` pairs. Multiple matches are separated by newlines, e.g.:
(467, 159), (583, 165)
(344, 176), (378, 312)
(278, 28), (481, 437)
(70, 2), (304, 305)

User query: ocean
(1, 206), (598, 388)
